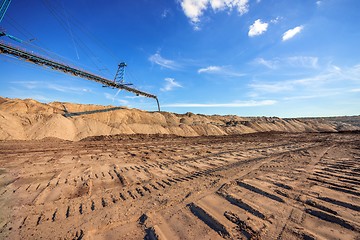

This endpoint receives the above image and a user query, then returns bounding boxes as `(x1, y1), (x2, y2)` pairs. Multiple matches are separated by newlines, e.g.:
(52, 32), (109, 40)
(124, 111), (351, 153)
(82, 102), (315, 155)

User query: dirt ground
(0, 132), (359, 240)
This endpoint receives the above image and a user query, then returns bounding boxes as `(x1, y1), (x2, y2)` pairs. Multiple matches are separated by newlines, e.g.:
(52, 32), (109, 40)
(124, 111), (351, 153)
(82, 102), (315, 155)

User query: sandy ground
(0, 132), (359, 239)
(1, 97), (358, 141)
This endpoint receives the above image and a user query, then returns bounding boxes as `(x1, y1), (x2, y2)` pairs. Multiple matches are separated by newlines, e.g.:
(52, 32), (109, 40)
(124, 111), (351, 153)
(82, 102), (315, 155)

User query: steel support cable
(4, 16), (95, 71)
(61, 0), (79, 59)
(55, 5), (120, 62)
(0, 41), (160, 111)
(41, 0), (105, 73)
(42, 0), (113, 73)
(44, 1), (147, 92)
(6, 16), (37, 40)
(43, 0), (119, 62)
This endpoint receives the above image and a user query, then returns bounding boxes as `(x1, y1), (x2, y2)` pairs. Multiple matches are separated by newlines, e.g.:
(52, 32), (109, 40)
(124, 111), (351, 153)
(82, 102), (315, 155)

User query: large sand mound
(0, 97), (358, 141)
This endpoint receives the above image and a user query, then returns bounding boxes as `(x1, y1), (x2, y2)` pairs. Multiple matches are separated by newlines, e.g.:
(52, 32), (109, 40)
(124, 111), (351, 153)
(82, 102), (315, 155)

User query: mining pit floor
(0, 132), (359, 239)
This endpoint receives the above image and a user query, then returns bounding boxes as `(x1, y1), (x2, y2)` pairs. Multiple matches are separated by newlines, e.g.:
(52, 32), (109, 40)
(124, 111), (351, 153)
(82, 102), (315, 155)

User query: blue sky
(0, 0), (359, 117)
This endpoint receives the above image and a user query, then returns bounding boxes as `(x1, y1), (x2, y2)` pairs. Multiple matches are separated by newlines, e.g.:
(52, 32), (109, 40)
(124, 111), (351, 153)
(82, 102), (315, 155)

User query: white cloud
(249, 82), (293, 93)
(198, 65), (245, 77)
(160, 78), (182, 92)
(287, 56), (318, 68)
(179, 0), (249, 28)
(11, 81), (92, 94)
(104, 93), (129, 105)
(149, 52), (180, 70)
(316, 1), (322, 7)
(270, 16), (281, 24)
(47, 84), (92, 93)
(163, 100), (276, 107)
(254, 58), (278, 69)
(180, 0), (208, 23)
(249, 64), (360, 93)
(282, 25), (304, 41)
(20, 95), (54, 102)
(161, 9), (170, 18)
(350, 88), (360, 93)
(248, 19), (268, 37)
(198, 65), (222, 73)
(254, 56), (318, 69)
(283, 92), (340, 100)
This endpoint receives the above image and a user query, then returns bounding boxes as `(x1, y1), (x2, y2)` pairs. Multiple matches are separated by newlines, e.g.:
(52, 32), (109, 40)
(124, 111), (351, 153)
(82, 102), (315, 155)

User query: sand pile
(0, 97), (357, 141)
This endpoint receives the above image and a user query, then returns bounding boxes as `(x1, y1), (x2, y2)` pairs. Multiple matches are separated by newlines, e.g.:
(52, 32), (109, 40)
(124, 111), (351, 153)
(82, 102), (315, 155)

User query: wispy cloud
(11, 81), (92, 94)
(163, 100), (276, 108)
(249, 82), (293, 93)
(250, 64), (360, 93)
(149, 52), (180, 70)
(47, 84), (92, 93)
(248, 19), (268, 37)
(104, 93), (129, 105)
(198, 65), (245, 77)
(253, 56), (318, 69)
(282, 25), (304, 41)
(21, 95), (54, 102)
(179, 0), (249, 29)
(350, 88), (360, 92)
(283, 92), (340, 100)
(270, 16), (281, 24)
(160, 78), (182, 92)
(287, 56), (318, 68)
(198, 65), (222, 73)
(253, 58), (278, 69)
(161, 9), (170, 18)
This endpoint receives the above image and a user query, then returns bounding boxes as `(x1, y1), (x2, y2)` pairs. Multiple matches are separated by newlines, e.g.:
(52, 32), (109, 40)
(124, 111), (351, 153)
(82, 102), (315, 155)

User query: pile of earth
(0, 97), (358, 141)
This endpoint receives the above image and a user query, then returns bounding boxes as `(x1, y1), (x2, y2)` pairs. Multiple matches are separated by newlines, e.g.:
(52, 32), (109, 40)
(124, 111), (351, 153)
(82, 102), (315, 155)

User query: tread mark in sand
(13, 186), (21, 193)
(66, 206), (70, 218)
(111, 195), (117, 203)
(36, 213), (43, 226)
(150, 183), (159, 190)
(108, 171), (114, 179)
(221, 194), (266, 220)
(136, 188), (144, 197)
(162, 179), (171, 186)
(318, 196), (360, 212)
(74, 229), (84, 240)
(224, 211), (259, 239)
(237, 181), (285, 203)
(101, 198), (107, 207)
(52, 209), (57, 222)
(156, 182), (166, 188)
(19, 217), (27, 229)
(307, 177), (356, 191)
(79, 204), (83, 214)
(304, 199), (338, 215)
(91, 200), (95, 211)
(188, 203), (231, 238)
(119, 193), (126, 201)
(143, 186), (151, 193)
(128, 190), (136, 199)
(273, 189), (289, 198)
(113, 169), (126, 186)
(305, 208), (356, 231)
(167, 178), (176, 183)
(328, 186), (360, 197)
